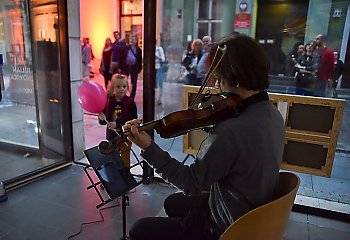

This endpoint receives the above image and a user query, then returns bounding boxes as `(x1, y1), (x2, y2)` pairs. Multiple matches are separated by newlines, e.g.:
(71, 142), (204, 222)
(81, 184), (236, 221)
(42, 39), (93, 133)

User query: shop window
(121, 0), (143, 44)
(195, 0), (223, 40)
(0, 0), (70, 183)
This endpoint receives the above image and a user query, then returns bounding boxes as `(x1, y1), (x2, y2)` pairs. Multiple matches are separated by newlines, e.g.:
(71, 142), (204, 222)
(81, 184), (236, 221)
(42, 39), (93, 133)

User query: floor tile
(308, 223), (350, 240)
(308, 215), (350, 232)
(282, 220), (310, 240)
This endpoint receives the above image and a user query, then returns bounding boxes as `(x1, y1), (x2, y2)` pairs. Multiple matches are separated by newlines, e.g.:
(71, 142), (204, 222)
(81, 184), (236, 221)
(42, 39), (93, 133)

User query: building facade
(0, 0), (349, 216)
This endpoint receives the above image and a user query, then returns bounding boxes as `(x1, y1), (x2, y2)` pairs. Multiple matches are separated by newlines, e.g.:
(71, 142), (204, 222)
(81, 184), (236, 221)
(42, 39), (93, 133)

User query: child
(98, 74), (137, 167)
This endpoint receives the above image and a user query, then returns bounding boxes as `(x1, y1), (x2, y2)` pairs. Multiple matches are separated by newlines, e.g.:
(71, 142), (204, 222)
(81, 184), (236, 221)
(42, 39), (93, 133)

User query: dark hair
(206, 35), (270, 91)
(333, 51), (339, 60)
(231, 31), (240, 37)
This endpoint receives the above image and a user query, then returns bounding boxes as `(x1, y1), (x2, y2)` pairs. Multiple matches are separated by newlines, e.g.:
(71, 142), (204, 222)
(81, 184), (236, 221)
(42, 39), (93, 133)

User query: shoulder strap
(130, 47), (137, 57)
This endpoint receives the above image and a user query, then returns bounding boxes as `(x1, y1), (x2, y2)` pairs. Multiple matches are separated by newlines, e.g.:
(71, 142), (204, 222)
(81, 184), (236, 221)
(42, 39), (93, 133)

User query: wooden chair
(219, 171), (300, 240)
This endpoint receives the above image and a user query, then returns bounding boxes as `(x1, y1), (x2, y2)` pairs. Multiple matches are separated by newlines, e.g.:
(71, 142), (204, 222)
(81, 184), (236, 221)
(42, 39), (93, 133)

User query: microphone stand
(121, 194), (129, 240)
(84, 140), (147, 240)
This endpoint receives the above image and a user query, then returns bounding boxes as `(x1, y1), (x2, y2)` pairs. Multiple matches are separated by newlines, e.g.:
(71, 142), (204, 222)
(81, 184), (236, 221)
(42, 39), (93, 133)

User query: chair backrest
(219, 171), (300, 240)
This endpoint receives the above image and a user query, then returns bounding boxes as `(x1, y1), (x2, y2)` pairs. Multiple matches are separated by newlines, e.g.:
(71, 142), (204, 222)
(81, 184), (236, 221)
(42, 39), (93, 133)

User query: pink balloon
(78, 81), (107, 113)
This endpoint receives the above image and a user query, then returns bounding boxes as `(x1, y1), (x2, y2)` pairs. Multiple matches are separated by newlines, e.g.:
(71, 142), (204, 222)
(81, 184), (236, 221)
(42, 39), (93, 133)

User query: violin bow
(189, 44), (227, 109)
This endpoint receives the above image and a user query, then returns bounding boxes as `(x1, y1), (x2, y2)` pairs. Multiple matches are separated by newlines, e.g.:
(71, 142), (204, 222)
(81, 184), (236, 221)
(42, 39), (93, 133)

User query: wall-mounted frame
(182, 85), (345, 177)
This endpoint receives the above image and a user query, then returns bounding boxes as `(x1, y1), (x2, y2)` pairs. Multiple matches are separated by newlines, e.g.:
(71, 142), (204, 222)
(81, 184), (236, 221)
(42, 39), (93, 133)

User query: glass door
(30, 0), (64, 161)
(0, 0), (72, 186)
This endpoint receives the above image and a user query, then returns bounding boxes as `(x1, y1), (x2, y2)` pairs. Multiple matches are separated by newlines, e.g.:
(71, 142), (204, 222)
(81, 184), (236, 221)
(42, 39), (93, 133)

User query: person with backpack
(181, 39), (203, 86)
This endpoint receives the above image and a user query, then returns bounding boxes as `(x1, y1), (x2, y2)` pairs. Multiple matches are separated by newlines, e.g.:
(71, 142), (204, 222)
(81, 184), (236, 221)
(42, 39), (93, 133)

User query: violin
(98, 94), (241, 155)
(98, 44), (241, 155)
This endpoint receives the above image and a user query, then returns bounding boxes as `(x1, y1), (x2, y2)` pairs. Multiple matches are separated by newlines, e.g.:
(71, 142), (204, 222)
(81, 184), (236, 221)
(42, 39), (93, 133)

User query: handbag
(161, 58), (169, 72)
(181, 52), (194, 70)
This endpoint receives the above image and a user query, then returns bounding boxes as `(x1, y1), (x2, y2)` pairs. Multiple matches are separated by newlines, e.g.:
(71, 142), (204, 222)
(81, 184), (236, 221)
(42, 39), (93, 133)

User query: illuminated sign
(234, 14), (251, 29)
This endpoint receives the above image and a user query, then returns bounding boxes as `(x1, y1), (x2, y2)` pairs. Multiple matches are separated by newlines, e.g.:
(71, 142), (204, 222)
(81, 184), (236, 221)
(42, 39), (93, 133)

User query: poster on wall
(234, 13), (251, 29)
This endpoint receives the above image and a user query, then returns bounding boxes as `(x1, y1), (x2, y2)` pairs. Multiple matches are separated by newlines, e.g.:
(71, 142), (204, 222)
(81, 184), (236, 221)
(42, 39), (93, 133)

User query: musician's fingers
(122, 122), (132, 132)
(127, 118), (143, 125)
(128, 125), (152, 150)
(123, 118), (143, 131)
(126, 125), (139, 143)
(130, 124), (140, 135)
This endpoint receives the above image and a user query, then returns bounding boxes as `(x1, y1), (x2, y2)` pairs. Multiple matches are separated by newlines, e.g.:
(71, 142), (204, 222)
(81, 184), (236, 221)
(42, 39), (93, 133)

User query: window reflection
(0, 0), (37, 146)
(256, 2), (308, 77)
(0, 0), (66, 182)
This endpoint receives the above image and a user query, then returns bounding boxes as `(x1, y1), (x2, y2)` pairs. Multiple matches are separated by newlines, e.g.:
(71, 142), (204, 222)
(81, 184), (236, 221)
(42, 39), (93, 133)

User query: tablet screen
(84, 146), (138, 199)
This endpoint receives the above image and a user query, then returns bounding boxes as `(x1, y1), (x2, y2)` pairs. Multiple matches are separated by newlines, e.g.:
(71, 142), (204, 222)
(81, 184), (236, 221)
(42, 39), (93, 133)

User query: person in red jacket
(314, 34), (334, 97)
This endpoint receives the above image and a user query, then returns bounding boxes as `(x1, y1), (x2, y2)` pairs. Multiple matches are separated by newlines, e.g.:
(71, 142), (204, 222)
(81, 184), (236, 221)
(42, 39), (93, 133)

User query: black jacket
(120, 45), (142, 75)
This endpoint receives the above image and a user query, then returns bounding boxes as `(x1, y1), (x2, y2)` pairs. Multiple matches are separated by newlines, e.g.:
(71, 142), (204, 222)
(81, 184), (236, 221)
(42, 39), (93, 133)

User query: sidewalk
(85, 73), (350, 214)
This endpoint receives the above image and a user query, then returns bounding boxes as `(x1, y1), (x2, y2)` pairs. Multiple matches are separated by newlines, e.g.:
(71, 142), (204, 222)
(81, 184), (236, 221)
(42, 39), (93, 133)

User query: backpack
(162, 58), (169, 72)
(181, 51), (194, 70)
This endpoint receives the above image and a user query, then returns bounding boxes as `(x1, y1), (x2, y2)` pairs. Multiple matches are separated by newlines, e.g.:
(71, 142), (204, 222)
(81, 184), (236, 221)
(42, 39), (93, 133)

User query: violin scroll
(98, 138), (122, 155)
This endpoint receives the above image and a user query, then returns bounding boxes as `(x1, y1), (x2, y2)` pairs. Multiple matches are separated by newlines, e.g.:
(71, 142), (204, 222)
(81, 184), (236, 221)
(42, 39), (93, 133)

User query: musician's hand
(123, 118), (152, 150)
(123, 118), (143, 131)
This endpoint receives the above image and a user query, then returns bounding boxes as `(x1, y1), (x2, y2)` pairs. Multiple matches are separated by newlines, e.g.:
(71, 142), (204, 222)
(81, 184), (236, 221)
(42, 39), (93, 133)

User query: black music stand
(83, 146), (146, 240)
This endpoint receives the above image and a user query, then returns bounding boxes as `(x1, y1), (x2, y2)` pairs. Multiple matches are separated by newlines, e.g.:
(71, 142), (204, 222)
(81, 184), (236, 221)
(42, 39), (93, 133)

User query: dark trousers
(129, 192), (218, 240)
(102, 71), (112, 89)
(130, 71), (138, 100)
(119, 66), (138, 100)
